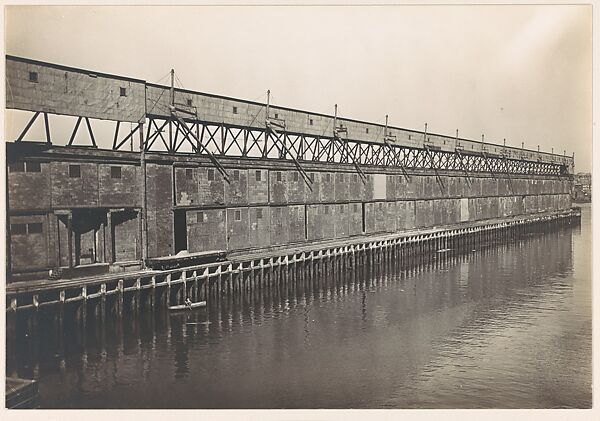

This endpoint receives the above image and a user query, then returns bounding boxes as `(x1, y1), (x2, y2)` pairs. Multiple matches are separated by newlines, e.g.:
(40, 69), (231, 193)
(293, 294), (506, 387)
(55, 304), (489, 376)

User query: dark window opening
(120, 87), (127, 97)
(29, 71), (38, 83)
(256, 208), (263, 219)
(197, 211), (205, 223)
(233, 169), (240, 181)
(111, 166), (122, 179)
(408, 135), (412, 140)
(233, 106), (238, 114)
(28, 223), (43, 234)
(11, 224), (26, 235)
(274, 113), (278, 119)
(207, 168), (215, 181)
(187, 99), (193, 106)
(309, 119), (313, 126)
(186, 168), (193, 179)
(256, 170), (262, 181)
(276, 172), (282, 182)
(234, 210), (241, 221)
(293, 172), (299, 182)
(9, 162), (25, 173)
(366, 128), (369, 134)
(69, 164), (81, 178)
(27, 162), (41, 172)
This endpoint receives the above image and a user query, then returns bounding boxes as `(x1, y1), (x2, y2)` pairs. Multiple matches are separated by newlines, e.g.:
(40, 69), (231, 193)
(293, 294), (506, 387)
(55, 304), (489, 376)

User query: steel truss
(12, 111), (569, 177)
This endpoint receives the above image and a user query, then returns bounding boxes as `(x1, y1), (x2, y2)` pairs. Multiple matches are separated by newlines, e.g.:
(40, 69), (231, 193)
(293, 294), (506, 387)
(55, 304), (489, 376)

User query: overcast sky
(4, 4), (592, 172)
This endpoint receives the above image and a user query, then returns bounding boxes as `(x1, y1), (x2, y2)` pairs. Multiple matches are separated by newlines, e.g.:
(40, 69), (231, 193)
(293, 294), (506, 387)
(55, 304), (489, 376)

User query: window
(255, 170), (262, 181)
(309, 173), (314, 182)
(233, 106), (238, 114)
(340, 205), (344, 214)
(197, 211), (205, 223)
(256, 208), (263, 219)
(207, 168), (215, 181)
(366, 128), (369, 134)
(276, 172), (282, 182)
(324, 205), (329, 215)
(309, 119), (314, 126)
(9, 162), (25, 173)
(187, 99), (193, 106)
(326, 174), (331, 182)
(234, 210), (241, 221)
(293, 172), (299, 182)
(379, 203), (383, 209)
(120, 87), (127, 97)
(408, 135), (412, 140)
(274, 113), (279, 119)
(233, 169), (240, 181)
(353, 174), (358, 183)
(111, 166), (122, 179)
(29, 71), (38, 83)
(11, 224), (26, 235)
(26, 162), (41, 172)
(186, 168), (193, 179)
(69, 164), (81, 178)
(27, 223), (43, 234)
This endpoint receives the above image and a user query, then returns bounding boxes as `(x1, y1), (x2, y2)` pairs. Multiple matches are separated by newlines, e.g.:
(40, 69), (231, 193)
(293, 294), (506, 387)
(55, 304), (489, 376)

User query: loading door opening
(174, 209), (188, 254)
(362, 202), (366, 233)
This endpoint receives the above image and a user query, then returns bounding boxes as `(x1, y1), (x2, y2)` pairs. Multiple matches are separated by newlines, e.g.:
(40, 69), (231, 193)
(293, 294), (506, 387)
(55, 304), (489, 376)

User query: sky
(3, 4), (592, 172)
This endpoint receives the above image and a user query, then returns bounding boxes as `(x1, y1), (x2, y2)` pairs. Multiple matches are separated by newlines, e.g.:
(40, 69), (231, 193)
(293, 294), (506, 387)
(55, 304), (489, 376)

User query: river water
(6, 205), (592, 409)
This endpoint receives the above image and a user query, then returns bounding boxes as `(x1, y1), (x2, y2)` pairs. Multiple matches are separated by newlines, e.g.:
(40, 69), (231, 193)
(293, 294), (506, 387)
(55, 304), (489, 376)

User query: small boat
(168, 301), (207, 311)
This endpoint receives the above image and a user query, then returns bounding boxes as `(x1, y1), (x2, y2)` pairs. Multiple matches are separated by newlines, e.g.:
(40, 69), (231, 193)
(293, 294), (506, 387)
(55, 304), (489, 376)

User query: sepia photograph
(1, 1), (594, 416)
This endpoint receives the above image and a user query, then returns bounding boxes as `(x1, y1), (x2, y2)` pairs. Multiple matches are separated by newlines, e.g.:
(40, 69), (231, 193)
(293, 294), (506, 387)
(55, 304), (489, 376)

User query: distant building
(572, 172), (591, 203)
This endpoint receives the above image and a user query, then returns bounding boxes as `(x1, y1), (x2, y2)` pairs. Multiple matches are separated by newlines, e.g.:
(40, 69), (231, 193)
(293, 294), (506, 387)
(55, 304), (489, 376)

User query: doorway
(174, 209), (188, 254)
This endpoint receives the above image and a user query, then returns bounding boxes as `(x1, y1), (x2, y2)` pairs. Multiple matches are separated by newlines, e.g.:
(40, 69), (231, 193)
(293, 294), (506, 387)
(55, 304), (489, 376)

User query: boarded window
(233, 106), (238, 114)
(256, 208), (263, 219)
(11, 224), (26, 235)
(29, 71), (38, 83)
(27, 223), (43, 234)
(9, 162), (25, 173)
(111, 166), (122, 179)
(293, 172), (299, 182)
(233, 169), (240, 181)
(186, 168), (193, 179)
(207, 169), (215, 181)
(27, 162), (41, 172)
(276, 172), (282, 182)
(234, 210), (241, 221)
(120, 87), (127, 96)
(255, 170), (262, 181)
(69, 164), (81, 178)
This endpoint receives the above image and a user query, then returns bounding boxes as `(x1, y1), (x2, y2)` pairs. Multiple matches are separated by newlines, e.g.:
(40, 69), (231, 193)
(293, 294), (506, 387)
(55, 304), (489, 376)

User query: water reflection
(6, 206), (591, 409)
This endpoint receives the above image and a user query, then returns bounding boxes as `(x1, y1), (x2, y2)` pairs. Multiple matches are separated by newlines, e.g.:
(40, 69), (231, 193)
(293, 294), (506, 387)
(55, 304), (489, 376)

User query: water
(6, 205), (592, 408)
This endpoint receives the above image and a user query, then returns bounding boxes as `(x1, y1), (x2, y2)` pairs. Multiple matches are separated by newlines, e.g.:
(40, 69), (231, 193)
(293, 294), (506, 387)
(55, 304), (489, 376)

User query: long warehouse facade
(5, 55), (574, 281)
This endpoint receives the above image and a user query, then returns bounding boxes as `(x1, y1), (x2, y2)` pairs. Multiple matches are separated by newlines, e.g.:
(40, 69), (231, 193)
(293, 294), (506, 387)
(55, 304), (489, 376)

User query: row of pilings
(6, 209), (581, 345)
